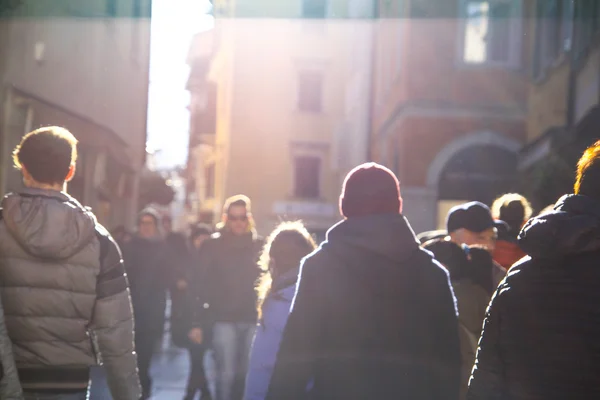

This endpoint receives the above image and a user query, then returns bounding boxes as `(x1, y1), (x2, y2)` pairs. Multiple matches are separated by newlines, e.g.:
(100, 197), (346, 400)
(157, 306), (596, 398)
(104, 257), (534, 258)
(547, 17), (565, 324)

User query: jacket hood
(323, 213), (423, 265)
(2, 188), (97, 260)
(518, 194), (600, 259)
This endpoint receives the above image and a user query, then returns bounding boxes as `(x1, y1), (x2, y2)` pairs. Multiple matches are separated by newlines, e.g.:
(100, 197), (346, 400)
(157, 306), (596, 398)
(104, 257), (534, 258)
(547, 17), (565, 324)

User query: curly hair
(492, 193), (533, 231)
(575, 140), (600, 201)
(256, 221), (316, 321)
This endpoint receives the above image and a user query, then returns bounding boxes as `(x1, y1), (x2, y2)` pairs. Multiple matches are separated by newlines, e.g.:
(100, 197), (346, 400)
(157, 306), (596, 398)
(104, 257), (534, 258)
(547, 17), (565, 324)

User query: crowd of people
(0, 125), (598, 400)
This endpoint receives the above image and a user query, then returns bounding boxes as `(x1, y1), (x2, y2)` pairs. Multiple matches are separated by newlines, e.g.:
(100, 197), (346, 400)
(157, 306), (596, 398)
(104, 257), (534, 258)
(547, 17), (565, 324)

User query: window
(532, 0), (573, 78)
(303, 0), (327, 18)
(573, 0), (600, 64)
(460, 0), (522, 67)
(133, 0), (142, 17)
(106, 0), (117, 17)
(131, 0), (142, 60)
(294, 156), (321, 199)
(394, 18), (404, 80)
(204, 164), (215, 199)
(298, 71), (323, 112)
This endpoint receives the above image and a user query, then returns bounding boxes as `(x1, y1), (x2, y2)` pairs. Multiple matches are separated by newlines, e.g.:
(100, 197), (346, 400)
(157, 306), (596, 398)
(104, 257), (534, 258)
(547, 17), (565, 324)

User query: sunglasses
(228, 214), (248, 222)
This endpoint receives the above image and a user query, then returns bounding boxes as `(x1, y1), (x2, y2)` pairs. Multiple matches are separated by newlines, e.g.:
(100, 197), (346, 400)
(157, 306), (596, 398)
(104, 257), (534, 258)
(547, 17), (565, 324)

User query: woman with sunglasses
(189, 195), (264, 400)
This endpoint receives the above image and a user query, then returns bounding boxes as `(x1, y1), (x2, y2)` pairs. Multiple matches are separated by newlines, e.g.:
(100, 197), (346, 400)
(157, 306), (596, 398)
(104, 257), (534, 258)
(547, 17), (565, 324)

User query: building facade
(187, 0), (376, 238)
(519, 0), (600, 209)
(0, 0), (151, 229)
(371, 0), (529, 233)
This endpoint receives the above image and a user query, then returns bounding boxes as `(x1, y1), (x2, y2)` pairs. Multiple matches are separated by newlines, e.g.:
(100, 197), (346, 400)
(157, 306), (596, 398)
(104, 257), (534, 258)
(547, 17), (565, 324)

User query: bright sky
(147, 0), (214, 169)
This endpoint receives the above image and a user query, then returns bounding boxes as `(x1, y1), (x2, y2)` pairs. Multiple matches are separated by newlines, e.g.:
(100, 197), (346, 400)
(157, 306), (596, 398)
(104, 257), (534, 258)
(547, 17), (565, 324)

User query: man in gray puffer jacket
(0, 127), (141, 400)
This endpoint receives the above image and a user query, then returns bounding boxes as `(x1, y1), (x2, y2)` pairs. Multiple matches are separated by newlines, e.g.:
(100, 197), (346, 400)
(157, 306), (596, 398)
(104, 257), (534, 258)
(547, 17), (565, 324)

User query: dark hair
(575, 140), (600, 201)
(256, 221), (316, 321)
(112, 225), (127, 236)
(13, 126), (78, 184)
(190, 223), (213, 242)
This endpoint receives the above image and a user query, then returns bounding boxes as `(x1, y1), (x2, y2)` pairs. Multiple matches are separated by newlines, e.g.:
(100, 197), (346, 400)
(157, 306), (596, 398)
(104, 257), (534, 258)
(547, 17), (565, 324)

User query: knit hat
(339, 162), (403, 218)
(137, 208), (160, 226)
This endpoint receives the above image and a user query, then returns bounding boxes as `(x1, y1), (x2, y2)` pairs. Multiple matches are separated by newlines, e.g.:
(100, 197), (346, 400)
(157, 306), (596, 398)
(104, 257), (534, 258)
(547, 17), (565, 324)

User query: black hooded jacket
(265, 214), (461, 400)
(468, 194), (600, 400)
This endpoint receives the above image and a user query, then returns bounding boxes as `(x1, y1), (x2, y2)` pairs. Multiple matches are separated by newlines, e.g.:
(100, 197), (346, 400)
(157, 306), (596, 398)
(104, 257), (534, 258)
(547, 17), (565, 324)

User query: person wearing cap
(446, 202), (507, 288)
(446, 201), (506, 252)
(265, 162), (461, 400)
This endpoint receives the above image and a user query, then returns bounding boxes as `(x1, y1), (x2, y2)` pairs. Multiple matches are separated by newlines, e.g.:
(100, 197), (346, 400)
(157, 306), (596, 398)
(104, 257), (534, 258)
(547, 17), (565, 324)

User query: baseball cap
(446, 201), (508, 234)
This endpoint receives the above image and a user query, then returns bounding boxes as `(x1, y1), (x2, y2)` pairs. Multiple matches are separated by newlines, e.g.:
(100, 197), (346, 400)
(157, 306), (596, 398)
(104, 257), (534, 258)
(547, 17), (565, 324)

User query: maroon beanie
(340, 162), (403, 218)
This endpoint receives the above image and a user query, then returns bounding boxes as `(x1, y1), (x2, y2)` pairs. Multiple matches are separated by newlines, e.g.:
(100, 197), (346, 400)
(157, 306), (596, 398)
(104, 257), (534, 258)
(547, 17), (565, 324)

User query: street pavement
(90, 301), (217, 400)
(90, 333), (217, 399)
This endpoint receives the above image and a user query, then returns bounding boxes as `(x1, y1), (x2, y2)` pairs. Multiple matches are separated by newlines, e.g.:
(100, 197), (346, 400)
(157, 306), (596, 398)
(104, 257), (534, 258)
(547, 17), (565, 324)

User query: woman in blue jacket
(243, 221), (316, 400)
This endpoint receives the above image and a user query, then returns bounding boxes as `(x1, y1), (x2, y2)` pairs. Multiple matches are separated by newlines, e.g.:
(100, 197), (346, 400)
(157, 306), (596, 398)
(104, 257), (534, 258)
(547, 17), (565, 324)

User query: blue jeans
(89, 365), (110, 400)
(24, 391), (87, 400)
(212, 322), (256, 400)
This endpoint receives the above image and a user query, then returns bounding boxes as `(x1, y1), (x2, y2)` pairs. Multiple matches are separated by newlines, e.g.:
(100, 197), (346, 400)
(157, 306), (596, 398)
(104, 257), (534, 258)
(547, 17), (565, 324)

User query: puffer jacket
(468, 194), (600, 400)
(244, 267), (300, 400)
(0, 188), (140, 399)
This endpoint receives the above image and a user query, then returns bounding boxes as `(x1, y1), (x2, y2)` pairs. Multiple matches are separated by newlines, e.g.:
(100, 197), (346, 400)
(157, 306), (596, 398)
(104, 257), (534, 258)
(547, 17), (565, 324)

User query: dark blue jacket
(468, 194), (600, 400)
(265, 214), (461, 400)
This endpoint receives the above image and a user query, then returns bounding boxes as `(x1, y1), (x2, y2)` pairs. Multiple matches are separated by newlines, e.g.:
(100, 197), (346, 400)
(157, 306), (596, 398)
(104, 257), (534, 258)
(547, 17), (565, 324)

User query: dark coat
(191, 231), (264, 329)
(468, 194), (600, 400)
(123, 236), (169, 336)
(423, 239), (491, 400)
(171, 244), (209, 348)
(265, 214), (461, 400)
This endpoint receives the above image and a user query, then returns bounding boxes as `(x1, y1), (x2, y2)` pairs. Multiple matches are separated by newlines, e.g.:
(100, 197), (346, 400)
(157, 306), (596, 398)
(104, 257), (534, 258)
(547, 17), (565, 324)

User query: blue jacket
(244, 268), (299, 400)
